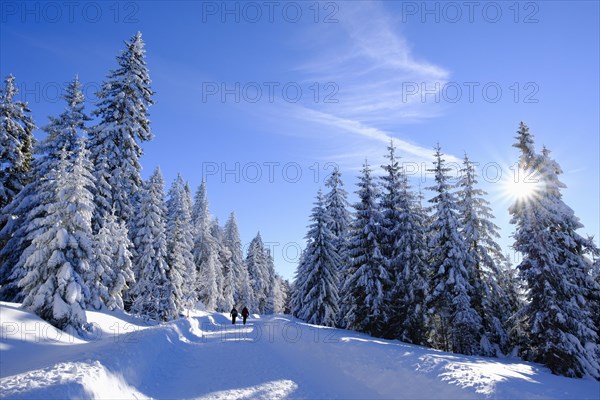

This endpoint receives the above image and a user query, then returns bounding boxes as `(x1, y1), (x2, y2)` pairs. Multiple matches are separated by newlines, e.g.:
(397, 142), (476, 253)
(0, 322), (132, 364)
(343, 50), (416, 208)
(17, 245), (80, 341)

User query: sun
(503, 168), (541, 202)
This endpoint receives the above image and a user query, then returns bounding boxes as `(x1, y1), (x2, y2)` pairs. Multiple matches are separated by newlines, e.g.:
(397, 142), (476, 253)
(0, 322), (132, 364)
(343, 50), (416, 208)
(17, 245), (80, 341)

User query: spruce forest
(1, 32), (599, 383)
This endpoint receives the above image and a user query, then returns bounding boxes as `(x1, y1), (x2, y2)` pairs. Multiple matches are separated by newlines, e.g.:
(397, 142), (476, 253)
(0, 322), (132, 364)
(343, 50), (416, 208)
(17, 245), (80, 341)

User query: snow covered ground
(1, 302), (598, 400)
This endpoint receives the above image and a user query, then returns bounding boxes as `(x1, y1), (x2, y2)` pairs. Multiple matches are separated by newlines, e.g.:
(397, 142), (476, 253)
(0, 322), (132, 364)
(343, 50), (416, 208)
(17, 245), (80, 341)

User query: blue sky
(2, 1), (599, 280)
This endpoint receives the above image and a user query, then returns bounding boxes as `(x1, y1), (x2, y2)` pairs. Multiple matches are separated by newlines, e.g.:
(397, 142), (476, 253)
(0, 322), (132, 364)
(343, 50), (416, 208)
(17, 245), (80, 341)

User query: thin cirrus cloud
(288, 1), (454, 164)
(292, 107), (459, 164)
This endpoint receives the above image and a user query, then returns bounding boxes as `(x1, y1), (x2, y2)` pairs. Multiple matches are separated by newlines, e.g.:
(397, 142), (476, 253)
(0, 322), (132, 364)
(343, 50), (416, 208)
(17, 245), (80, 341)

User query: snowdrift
(1, 302), (598, 399)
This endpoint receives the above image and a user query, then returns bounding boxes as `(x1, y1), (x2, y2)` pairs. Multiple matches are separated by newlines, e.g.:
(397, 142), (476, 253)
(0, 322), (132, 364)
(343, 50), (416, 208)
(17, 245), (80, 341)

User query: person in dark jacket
(230, 307), (238, 324)
(241, 307), (249, 325)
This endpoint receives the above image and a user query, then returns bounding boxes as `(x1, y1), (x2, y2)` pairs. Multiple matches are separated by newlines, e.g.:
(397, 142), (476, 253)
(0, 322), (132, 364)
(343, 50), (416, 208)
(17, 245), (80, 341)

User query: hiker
(241, 306), (249, 325)
(230, 307), (238, 324)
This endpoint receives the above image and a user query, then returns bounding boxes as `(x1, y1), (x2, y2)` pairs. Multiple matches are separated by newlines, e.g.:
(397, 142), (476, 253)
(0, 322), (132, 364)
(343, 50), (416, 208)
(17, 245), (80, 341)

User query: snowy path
(1, 303), (599, 399)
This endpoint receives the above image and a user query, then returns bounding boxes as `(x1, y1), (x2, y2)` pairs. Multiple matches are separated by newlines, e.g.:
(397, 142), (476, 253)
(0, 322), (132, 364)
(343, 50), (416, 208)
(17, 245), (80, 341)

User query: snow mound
(1, 302), (598, 399)
(1, 361), (145, 400)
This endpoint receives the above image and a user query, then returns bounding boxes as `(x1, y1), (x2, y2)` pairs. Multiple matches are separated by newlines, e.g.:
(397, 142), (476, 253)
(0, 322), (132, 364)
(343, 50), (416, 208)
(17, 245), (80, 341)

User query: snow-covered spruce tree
(324, 166), (351, 326)
(291, 251), (309, 317)
(324, 167), (351, 269)
(130, 168), (174, 321)
(183, 182), (193, 216)
(89, 211), (134, 310)
(192, 180), (222, 311)
(166, 175), (196, 315)
(457, 153), (509, 356)
(246, 232), (271, 314)
(510, 123), (600, 378)
(211, 219), (226, 311)
(215, 248), (226, 309)
(341, 161), (390, 337)
(426, 145), (481, 355)
(266, 273), (287, 315)
(0, 76), (86, 301)
(239, 275), (255, 312)
(88, 32), (154, 230)
(292, 189), (340, 326)
(497, 252), (525, 353)
(219, 243), (236, 312)
(0, 74), (35, 211)
(212, 221), (234, 312)
(19, 144), (95, 333)
(191, 179), (209, 237)
(379, 141), (403, 274)
(274, 274), (288, 314)
(0, 74), (36, 300)
(224, 212), (253, 308)
(38, 76), (90, 164)
(263, 249), (278, 314)
(198, 249), (220, 311)
(282, 279), (292, 314)
(386, 163), (430, 345)
(266, 275), (276, 315)
(379, 141), (417, 339)
(183, 181), (200, 313)
(539, 146), (600, 371)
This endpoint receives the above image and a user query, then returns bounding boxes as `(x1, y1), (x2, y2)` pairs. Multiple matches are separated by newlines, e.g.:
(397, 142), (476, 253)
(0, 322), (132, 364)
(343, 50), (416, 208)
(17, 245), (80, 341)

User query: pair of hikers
(230, 306), (249, 325)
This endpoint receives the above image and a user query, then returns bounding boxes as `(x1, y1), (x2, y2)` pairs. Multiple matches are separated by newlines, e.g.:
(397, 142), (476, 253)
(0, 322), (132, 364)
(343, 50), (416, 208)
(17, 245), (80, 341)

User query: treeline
(0, 32), (288, 334)
(292, 127), (600, 380)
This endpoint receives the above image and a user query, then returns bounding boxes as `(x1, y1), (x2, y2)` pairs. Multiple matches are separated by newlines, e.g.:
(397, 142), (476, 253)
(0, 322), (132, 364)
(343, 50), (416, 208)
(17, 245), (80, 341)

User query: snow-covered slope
(1, 302), (598, 399)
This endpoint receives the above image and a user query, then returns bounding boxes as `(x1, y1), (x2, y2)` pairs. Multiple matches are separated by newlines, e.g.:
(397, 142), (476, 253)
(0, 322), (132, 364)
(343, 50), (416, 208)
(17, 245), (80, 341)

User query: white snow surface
(1, 302), (598, 399)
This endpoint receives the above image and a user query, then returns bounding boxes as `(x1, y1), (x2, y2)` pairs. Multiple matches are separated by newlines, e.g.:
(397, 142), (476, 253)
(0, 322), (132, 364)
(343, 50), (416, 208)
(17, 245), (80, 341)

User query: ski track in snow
(1, 302), (599, 399)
